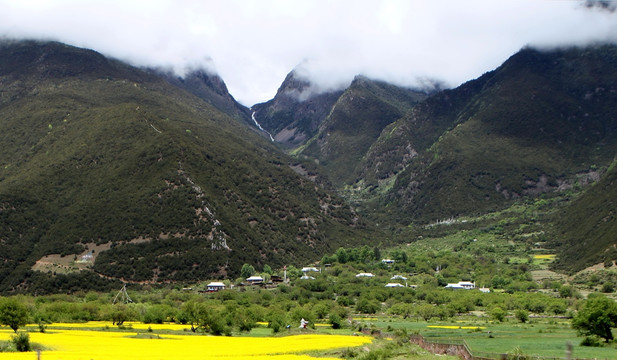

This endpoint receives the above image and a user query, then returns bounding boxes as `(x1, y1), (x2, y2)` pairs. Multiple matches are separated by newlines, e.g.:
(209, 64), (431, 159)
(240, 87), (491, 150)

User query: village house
(301, 266), (320, 273)
(444, 281), (476, 290)
(385, 283), (405, 288)
(206, 282), (225, 292)
(246, 275), (264, 285)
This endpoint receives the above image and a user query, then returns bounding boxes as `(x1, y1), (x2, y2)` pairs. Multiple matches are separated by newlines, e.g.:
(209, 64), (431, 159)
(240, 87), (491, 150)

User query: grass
(364, 316), (617, 359)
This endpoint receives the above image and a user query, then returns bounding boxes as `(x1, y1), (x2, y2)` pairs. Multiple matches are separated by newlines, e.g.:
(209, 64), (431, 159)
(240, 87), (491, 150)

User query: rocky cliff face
(251, 70), (344, 148)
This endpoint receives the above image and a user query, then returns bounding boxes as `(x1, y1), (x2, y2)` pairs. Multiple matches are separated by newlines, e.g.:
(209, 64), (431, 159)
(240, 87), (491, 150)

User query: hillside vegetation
(298, 76), (428, 187)
(256, 45), (617, 274)
(0, 40), (371, 292)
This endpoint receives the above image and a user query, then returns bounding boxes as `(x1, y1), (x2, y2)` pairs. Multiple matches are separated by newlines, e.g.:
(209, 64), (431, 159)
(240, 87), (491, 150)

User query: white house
(385, 283), (405, 288)
(206, 282), (225, 292)
(445, 281), (476, 290)
(381, 259), (395, 265)
(301, 267), (320, 273)
(300, 275), (315, 280)
(391, 275), (407, 280)
(77, 251), (94, 264)
(246, 275), (264, 285)
(355, 272), (375, 278)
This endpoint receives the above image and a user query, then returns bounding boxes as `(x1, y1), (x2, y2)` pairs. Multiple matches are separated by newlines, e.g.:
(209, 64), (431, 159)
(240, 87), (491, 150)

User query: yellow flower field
(0, 325), (371, 360)
(41, 321), (191, 331)
(533, 254), (556, 260)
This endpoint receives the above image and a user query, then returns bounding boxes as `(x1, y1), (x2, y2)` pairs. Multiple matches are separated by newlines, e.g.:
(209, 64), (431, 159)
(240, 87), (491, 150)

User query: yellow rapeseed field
(0, 324), (371, 360)
(42, 321), (191, 331)
(533, 254), (556, 260)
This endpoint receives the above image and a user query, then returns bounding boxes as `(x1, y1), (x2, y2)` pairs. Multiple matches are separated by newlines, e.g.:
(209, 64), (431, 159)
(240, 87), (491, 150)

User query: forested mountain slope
(0, 40), (369, 292)
(366, 45), (617, 223)
(298, 76), (429, 187)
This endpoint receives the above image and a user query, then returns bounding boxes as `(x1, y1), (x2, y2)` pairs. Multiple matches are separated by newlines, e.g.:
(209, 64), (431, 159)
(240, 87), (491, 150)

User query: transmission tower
(112, 283), (133, 304)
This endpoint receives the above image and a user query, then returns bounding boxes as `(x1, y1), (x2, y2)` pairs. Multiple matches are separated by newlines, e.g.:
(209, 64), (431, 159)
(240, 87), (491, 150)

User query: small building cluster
(201, 263), (489, 294)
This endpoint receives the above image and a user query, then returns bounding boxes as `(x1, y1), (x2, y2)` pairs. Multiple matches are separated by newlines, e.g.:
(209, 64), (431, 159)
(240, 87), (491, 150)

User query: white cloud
(1, 0), (616, 106)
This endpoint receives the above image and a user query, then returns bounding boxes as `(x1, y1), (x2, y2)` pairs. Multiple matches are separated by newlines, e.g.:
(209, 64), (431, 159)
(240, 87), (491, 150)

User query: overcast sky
(1, 0), (616, 106)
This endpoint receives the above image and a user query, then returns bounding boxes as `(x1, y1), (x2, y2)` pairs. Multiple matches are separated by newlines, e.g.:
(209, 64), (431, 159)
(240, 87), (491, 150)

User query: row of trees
(2, 289), (615, 344)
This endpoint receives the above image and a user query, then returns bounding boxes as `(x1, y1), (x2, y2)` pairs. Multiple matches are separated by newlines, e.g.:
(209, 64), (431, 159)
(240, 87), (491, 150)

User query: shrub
(515, 309), (529, 323)
(329, 312), (342, 329)
(601, 282), (614, 293)
(580, 335), (603, 347)
(490, 307), (506, 322)
(10, 332), (30, 352)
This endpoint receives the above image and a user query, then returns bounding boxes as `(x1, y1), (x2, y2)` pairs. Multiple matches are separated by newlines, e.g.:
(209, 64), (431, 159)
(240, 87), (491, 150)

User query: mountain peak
(273, 69), (321, 103)
(250, 69), (345, 147)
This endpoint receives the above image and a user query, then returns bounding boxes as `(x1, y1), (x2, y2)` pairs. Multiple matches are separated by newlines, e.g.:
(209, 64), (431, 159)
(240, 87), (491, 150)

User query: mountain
(359, 45), (617, 224)
(251, 70), (344, 147)
(0, 40), (369, 293)
(297, 76), (429, 187)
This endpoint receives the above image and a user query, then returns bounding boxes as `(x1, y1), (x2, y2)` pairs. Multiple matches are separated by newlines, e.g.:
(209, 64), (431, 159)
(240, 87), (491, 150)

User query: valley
(1, 39), (617, 358)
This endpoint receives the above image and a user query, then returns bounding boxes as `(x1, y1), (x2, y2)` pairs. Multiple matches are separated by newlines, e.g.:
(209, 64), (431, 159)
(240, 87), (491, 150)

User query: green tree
(263, 264), (273, 275)
(241, 263), (256, 279)
(312, 302), (330, 319)
(355, 298), (380, 314)
(0, 298), (29, 333)
(388, 303), (414, 319)
(416, 304), (437, 321)
(572, 293), (617, 342)
(490, 306), (506, 322)
(110, 304), (136, 326)
(559, 285), (575, 298)
(329, 312), (343, 329)
(180, 300), (209, 332)
(515, 309), (529, 323)
(336, 248), (349, 264)
(267, 311), (286, 333)
(373, 247), (381, 261)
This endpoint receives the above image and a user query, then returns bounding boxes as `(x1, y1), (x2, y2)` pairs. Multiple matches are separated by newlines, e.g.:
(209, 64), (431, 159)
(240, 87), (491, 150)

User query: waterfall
(251, 111), (274, 142)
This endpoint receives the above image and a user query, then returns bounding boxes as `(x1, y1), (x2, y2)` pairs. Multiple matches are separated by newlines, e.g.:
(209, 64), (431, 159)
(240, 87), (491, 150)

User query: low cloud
(0, 0), (616, 106)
